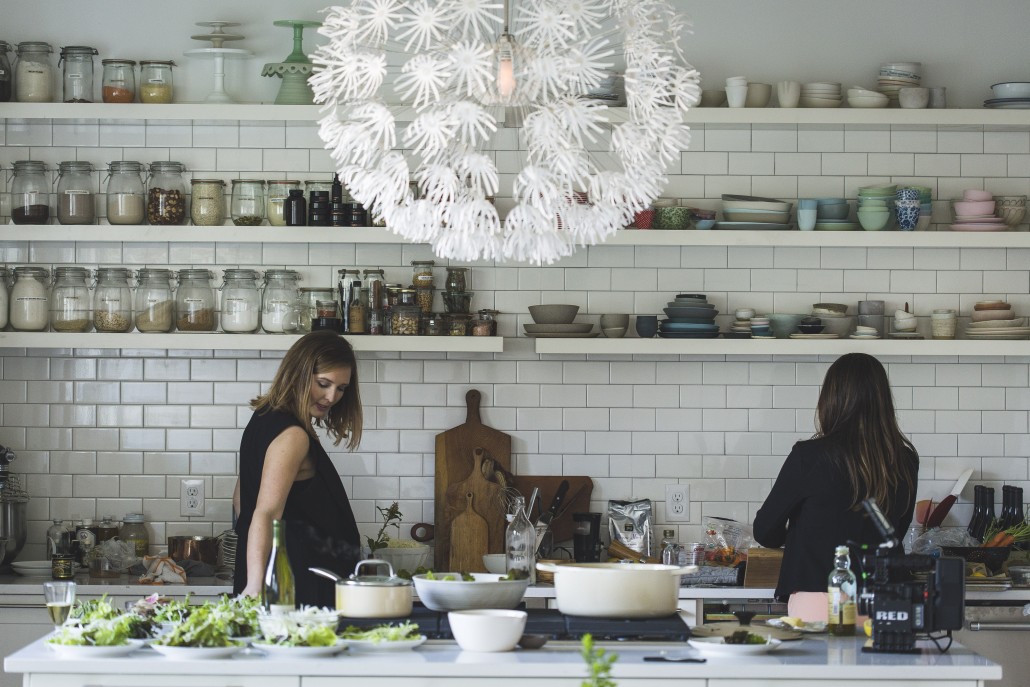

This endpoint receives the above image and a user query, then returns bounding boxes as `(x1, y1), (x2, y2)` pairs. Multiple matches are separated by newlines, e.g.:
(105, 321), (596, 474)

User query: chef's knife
(535, 479), (570, 529)
(925, 468), (974, 528)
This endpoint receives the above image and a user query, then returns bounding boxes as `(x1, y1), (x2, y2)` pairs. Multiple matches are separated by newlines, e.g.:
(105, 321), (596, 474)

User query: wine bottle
(262, 519), (296, 615)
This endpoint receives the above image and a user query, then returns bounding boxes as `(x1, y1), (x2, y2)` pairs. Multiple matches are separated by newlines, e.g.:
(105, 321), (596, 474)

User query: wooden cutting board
(444, 448), (506, 571)
(511, 475), (593, 546)
(434, 389), (512, 569)
(449, 491), (489, 573)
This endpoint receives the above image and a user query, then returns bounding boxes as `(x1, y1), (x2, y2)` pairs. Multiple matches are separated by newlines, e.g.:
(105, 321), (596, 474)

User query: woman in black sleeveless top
(233, 331), (363, 607)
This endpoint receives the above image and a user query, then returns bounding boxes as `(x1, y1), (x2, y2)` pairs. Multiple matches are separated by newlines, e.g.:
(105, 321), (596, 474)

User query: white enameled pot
(311, 559), (413, 618)
(536, 561), (697, 618)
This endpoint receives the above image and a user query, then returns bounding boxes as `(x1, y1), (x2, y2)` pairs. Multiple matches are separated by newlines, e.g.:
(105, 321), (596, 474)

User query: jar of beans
(92, 267), (133, 332)
(391, 306), (421, 335)
(147, 161), (187, 225)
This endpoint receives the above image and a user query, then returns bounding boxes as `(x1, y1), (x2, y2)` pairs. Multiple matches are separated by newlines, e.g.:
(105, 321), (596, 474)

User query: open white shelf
(0, 225), (403, 244)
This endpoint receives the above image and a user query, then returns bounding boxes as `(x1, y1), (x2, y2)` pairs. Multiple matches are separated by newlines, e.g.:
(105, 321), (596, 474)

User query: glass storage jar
(147, 161), (187, 225)
(266, 180), (300, 227)
(134, 268), (174, 332)
(363, 268), (387, 311)
(446, 313), (470, 336)
(472, 308), (499, 336)
(261, 269), (301, 333)
(423, 313), (444, 336)
(9, 266), (50, 331)
(0, 267), (8, 330)
(219, 268), (261, 333)
(445, 267), (469, 293)
(56, 161), (96, 225)
(299, 287), (335, 334)
(105, 161), (146, 224)
(15, 42), (54, 102)
(0, 41), (12, 102)
(190, 178), (225, 226)
(10, 160), (50, 224)
(416, 287), (434, 314)
(119, 513), (149, 558)
(175, 268), (216, 332)
(138, 60), (173, 103)
(231, 179), (265, 226)
(50, 266), (92, 332)
(411, 260), (435, 288)
(390, 306), (421, 335)
(92, 267), (133, 332)
(337, 269), (361, 332)
(59, 45), (97, 102)
(101, 58), (135, 102)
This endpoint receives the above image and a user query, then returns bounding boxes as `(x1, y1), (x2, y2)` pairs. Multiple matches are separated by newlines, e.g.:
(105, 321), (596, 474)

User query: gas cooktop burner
(341, 606), (692, 642)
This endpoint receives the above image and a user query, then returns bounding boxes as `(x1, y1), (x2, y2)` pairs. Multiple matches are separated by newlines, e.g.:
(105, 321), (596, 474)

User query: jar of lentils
(147, 161), (187, 225)
(175, 269), (216, 331)
(190, 178), (225, 226)
(92, 267), (133, 332)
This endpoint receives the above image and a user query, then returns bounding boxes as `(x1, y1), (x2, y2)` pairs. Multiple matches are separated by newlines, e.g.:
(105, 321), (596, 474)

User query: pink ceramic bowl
(953, 200), (995, 217)
(962, 189), (993, 202)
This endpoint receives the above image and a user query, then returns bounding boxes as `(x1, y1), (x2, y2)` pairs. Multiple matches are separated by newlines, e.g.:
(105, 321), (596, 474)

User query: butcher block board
(434, 389), (512, 570)
(511, 475), (593, 545)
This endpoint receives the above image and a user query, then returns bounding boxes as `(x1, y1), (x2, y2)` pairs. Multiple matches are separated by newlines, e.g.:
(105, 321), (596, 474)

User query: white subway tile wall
(2, 118), (1030, 560)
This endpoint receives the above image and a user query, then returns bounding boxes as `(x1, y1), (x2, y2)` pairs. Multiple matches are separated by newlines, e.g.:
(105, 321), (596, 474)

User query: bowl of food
(411, 572), (529, 612)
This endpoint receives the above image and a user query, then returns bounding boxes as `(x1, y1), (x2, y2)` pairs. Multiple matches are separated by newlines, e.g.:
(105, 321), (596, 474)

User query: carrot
(998, 534), (1015, 547)
(984, 531), (1008, 547)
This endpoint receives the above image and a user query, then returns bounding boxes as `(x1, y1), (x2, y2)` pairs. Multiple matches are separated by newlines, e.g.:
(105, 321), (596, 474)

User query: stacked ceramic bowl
(984, 81), (1030, 109)
(727, 307), (756, 339)
(950, 189), (1005, 232)
(811, 303), (854, 337)
(847, 86), (888, 108)
(660, 294), (719, 339)
(995, 195), (1027, 227)
(857, 184), (897, 229)
(525, 304), (596, 338)
(800, 82), (842, 108)
(813, 197), (856, 230)
(877, 61), (922, 106)
(966, 300), (1029, 340)
(719, 194), (792, 230)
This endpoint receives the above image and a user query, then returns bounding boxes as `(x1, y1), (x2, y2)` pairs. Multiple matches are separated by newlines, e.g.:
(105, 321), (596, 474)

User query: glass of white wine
(43, 581), (76, 630)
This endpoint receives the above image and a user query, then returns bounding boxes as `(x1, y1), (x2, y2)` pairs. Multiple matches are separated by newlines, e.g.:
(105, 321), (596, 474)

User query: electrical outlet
(666, 484), (689, 522)
(180, 478), (205, 517)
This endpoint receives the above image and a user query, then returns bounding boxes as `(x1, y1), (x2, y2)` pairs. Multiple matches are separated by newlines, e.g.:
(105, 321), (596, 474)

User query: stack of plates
(965, 302), (1027, 340)
(800, 82), (842, 108)
(11, 560), (52, 577)
(877, 61), (922, 106)
(660, 294), (719, 338)
(814, 219), (859, 231)
(718, 194), (793, 231)
(524, 323), (597, 338)
(984, 98), (1030, 109)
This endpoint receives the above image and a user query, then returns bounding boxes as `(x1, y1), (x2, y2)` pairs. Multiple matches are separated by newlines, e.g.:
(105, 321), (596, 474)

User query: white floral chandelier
(311, 0), (700, 265)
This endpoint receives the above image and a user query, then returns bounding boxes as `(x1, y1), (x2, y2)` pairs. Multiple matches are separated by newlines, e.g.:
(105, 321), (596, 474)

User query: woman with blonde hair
(234, 331), (364, 607)
(753, 353), (918, 615)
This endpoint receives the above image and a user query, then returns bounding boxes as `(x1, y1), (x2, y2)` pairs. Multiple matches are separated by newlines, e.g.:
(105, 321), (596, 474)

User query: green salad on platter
(341, 621), (421, 644)
(256, 606), (340, 648)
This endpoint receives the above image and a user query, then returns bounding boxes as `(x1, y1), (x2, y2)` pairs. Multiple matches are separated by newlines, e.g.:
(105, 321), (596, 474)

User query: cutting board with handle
(511, 475), (593, 546)
(444, 447), (506, 571)
(435, 390), (512, 569)
(449, 491), (489, 573)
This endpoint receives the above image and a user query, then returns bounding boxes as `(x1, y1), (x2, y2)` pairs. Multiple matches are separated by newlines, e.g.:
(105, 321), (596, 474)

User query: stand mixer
(0, 444), (29, 567)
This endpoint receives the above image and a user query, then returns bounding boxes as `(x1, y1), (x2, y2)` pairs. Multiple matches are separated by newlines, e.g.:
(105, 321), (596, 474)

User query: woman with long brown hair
(233, 330), (364, 607)
(753, 353), (918, 612)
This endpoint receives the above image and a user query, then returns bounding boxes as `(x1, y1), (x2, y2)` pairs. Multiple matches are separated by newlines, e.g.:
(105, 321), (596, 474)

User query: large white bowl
(448, 609), (527, 652)
(992, 82), (1030, 99)
(412, 573), (529, 612)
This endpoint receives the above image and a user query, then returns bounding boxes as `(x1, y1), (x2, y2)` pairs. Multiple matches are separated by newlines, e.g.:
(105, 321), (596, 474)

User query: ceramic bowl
(699, 88), (727, 107)
(766, 313), (806, 338)
(413, 573), (530, 612)
(858, 209), (891, 231)
(600, 314), (630, 330)
(953, 200), (995, 217)
(734, 308), (756, 320)
(482, 553), (506, 574)
(528, 304), (579, 325)
(744, 82), (772, 107)
(448, 609), (528, 652)
(991, 82), (1030, 99)
(797, 323), (825, 334)
(899, 87), (929, 109)
(963, 189), (994, 202)
(817, 203), (850, 220)
(813, 302), (847, 314)
(818, 315), (854, 337)
(602, 327), (627, 338)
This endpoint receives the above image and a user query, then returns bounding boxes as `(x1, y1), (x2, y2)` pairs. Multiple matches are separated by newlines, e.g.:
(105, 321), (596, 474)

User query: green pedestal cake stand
(262, 19), (322, 105)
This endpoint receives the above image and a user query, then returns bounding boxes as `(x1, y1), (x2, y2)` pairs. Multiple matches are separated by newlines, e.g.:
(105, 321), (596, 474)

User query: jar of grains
(261, 269), (301, 333)
(0, 267), (9, 330)
(56, 161), (96, 225)
(11, 160), (50, 224)
(416, 287), (434, 314)
(423, 313), (444, 336)
(101, 59), (135, 103)
(219, 268), (261, 333)
(147, 161), (187, 225)
(446, 313), (471, 336)
(175, 268), (216, 331)
(444, 267), (469, 293)
(92, 267), (133, 332)
(266, 180), (300, 226)
(391, 306), (421, 335)
(472, 308), (499, 336)
(105, 161), (146, 224)
(138, 60), (173, 103)
(231, 179), (265, 226)
(134, 268), (175, 332)
(59, 45), (98, 103)
(14, 42), (54, 103)
(411, 260), (435, 288)
(9, 266), (50, 331)
(0, 42), (13, 102)
(190, 178), (225, 226)
(50, 266), (92, 332)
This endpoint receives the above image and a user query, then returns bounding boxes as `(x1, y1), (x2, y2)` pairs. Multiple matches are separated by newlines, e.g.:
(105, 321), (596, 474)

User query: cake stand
(185, 21), (253, 103)
(261, 19), (322, 105)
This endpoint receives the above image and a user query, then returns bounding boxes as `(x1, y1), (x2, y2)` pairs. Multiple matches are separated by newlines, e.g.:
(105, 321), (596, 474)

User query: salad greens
(154, 604), (238, 648)
(422, 571), (474, 581)
(257, 606), (339, 647)
(48, 615), (135, 647)
(341, 621), (421, 644)
(65, 594), (155, 640)
(216, 594), (260, 638)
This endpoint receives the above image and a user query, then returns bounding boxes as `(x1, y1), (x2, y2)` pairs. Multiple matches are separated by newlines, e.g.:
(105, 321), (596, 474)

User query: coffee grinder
(573, 512), (602, 562)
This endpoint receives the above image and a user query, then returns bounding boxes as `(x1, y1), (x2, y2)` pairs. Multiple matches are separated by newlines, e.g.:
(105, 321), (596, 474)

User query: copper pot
(167, 535), (220, 565)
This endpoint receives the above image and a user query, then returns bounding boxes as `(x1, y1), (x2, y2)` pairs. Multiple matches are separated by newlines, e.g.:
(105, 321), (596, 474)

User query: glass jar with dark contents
(51, 554), (75, 580)
(147, 161), (187, 225)
(0, 41), (12, 102)
(11, 160), (50, 224)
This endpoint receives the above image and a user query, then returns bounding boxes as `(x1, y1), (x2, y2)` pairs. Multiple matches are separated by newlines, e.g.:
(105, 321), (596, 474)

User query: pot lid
(340, 559), (412, 588)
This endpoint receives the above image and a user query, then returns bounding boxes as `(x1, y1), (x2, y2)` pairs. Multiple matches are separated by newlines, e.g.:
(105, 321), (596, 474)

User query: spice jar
(147, 161), (187, 225)
(0, 42), (12, 102)
(423, 313), (444, 336)
(299, 287), (335, 334)
(190, 178), (225, 226)
(391, 306), (421, 335)
(59, 45), (98, 103)
(231, 179), (265, 226)
(134, 268), (175, 332)
(139, 60), (174, 103)
(261, 269), (301, 334)
(266, 180), (300, 227)
(105, 161), (146, 224)
(0, 267), (8, 330)
(92, 267), (133, 332)
(101, 59), (135, 103)
(346, 281), (366, 334)
(119, 513), (149, 558)
(56, 161), (96, 225)
(472, 309), (499, 336)
(316, 299), (338, 318)
(411, 260), (435, 288)
(11, 160), (50, 224)
(175, 268), (216, 332)
(446, 313), (471, 336)
(363, 268), (387, 311)
(445, 266), (469, 292)
(50, 266), (92, 332)
(416, 287), (434, 314)
(219, 268), (261, 333)
(15, 42), (54, 102)
(9, 266), (50, 331)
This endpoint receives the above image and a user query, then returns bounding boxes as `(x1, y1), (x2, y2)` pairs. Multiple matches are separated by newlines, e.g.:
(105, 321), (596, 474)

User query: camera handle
(861, 497), (901, 549)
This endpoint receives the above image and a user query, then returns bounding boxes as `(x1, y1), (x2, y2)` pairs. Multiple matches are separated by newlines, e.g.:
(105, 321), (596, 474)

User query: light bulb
(495, 33), (516, 103)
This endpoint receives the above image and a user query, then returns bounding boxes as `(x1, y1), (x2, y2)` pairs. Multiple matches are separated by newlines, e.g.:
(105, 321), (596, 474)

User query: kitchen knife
(535, 479), (570, 529)
(925, 468), (974, 528)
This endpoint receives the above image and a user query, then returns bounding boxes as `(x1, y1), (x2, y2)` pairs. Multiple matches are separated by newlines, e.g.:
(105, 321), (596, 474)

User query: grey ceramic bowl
(766, 313), (806, 338)
(528, 304), (579, 325)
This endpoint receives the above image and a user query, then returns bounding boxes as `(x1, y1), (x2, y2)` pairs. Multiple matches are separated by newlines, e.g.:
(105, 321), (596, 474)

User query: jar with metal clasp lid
(261, 269), (301, 334)
(101, 58), (135, 102)
(105, 161), (146, 224)
(0, 41), (12, 102)
(50, 266), (92, 333)
(119, 513), (149, 558)
(0, 266), (8, 330)
(9, 266), (50, 331)
(59, 45), (98, 102)
(190, 178), (225, 226)
(219, 268), (261, 333)
(92, 267), (133, 332)
(472, 308), (499, 336)
(10, 160), (50, 224)
(175, 268), (216, 332)
(147, 161), (187, 225)
(14, 42), (53, 102)
(231, 179), (265, 226)
(134, 268), (174, 332)
(138, 60), (174, 103)
(56, 160), (96, 225)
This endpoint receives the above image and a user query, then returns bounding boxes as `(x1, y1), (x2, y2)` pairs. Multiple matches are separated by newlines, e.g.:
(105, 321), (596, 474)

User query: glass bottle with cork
(827, 544), (857, 636)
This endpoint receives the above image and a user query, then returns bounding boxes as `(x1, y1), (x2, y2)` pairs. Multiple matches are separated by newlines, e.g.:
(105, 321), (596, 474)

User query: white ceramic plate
(46, 642), (142, 658)
(788, 333), (839, 339)
(524, 332), (599, 338)
(253, 641), (346, 657)
(688, 636), (781, 656)
(150, 643), (243, 659)
(342, 635), (427, 652)
(11, 560), (52, 576)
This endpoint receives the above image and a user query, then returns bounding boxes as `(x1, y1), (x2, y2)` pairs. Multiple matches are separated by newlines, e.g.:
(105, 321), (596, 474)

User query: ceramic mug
(726, 84), (748, 108)
(635, 315), (658, 338)
(797, 208), (817, 231)
(931, 310), (956, 339)
(776, 80), (801, 108)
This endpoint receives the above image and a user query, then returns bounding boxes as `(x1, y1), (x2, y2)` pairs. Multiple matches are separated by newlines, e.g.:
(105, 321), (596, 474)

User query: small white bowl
(448, 609), (527, 652)
(482, 553), (506, 574)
